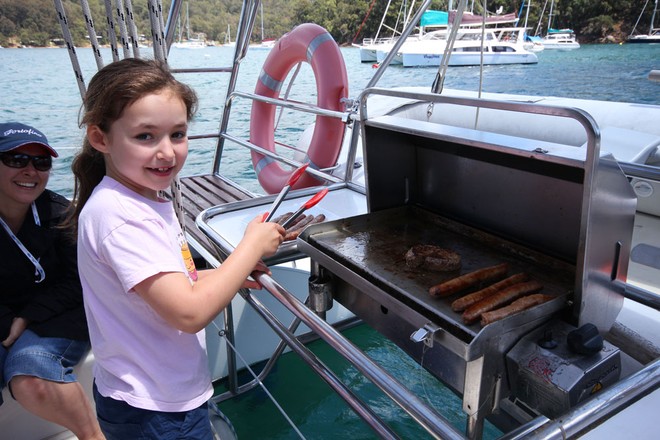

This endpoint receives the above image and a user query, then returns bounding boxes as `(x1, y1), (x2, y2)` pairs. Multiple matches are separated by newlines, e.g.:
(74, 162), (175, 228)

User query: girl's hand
(242, 260), (271, 290)
(243, 214), (285, 257)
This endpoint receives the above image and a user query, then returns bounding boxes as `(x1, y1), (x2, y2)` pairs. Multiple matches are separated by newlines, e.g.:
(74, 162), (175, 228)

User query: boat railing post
(213, 0), (261, 170)
(221, 299), (240, 394)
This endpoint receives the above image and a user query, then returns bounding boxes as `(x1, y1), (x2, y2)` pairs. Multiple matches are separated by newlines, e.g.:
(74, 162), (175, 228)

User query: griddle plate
(302, 206), (573, 341)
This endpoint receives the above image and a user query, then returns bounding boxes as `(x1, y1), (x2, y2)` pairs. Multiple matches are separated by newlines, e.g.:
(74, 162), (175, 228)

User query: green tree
(0, 0), (651, 47)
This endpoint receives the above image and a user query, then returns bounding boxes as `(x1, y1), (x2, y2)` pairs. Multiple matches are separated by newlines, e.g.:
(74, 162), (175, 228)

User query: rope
(352, 0), (378, 44)
(147, 0), (167, 61)
(103, 0), (120, 61)
(123, 0), (141, 57)
(211, 320), (307, 439)
(534, 0), (549, 36)
(432, 0), (468, 94)
(275, 62), (303, 132)
(53, 0), (87, 99)
(80, 0), (104, 69)
(114, 0), (131, 58)
(207, 400), (238, 439)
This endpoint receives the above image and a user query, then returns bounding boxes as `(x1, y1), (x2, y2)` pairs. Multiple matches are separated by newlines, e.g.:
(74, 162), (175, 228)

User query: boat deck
(175, 174), (254, 262)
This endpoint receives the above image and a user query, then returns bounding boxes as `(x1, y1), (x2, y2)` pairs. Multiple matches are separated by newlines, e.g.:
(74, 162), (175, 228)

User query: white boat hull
(399, 50), (538, 67)
(627, 34), (660, 43)
(542, 41), (580, 50)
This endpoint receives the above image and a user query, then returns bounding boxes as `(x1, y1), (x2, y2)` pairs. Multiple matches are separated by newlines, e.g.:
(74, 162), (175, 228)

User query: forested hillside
(0, 0), (652, 47)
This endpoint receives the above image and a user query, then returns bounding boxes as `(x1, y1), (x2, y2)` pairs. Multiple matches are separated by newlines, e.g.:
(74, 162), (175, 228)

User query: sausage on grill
(284, 214), (326, 241)
(462, 280), (543, 324)
(451, 273), (529, 312)
(272, 212), (294, 225)
(428, 263), (509, 297)
(480, 294), (554, 326)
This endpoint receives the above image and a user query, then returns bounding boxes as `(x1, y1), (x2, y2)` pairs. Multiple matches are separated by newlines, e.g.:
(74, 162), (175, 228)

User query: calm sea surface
(1, 43), (659, 199)
(1, 43), (659, 439)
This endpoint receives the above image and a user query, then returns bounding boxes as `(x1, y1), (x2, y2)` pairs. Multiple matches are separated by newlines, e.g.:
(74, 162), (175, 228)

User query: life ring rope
(249, 23), (349, 194)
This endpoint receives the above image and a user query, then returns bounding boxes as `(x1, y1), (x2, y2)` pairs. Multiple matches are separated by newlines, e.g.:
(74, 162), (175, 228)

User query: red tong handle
(280, 188), (329, 229)
(287, 163), (309, 186)
(302, 187), (328, 210)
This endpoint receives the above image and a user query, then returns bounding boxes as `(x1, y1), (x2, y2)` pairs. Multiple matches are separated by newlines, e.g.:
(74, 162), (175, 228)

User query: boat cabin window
(492, 46), (515, 52)
(454, 46), (486, 52)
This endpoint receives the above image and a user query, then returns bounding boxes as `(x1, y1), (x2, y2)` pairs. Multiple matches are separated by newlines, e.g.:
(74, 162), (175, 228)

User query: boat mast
(260, 1), (265, 41)
(547, 0), (554, 33)
(373, 0), (393, 41)
(524, 0), (532, 31)
(185, 2), (190, 40)
(650, 0), (659, 35)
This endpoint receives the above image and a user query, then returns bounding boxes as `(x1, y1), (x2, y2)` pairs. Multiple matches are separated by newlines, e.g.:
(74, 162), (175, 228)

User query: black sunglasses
(0, 152), (53, 172)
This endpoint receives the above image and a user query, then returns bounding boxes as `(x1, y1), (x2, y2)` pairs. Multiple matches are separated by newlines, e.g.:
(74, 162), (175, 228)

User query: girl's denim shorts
(0, 329), (89, 405)
(94, 382), (214, 440)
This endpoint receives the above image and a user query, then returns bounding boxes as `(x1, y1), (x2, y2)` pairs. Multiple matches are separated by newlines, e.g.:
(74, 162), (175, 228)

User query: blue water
(1, 43), (659, 438)
(1, 43), (659, 198)
(215, 323), (502, 439)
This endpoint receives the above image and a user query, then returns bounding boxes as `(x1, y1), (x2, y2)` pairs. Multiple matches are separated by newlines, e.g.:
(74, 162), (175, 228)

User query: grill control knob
(567, 323), (603, 355)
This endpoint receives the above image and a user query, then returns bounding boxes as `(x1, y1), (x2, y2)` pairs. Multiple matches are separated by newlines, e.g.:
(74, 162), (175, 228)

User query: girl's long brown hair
(63, 58), (198, 235)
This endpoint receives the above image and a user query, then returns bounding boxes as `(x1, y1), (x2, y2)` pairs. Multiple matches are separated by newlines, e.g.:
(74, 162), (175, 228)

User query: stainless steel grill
(298, 89), (638, 438)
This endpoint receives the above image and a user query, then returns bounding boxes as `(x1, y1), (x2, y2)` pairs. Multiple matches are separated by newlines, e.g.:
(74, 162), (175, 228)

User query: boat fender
(250, 23), (349, 194)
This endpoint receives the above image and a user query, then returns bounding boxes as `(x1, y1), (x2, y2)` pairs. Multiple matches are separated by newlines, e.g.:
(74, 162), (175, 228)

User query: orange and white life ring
(249, 23), (349, 194)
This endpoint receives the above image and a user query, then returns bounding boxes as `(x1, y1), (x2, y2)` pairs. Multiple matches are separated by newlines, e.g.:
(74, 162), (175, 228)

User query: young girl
(68, 58), (285, 439)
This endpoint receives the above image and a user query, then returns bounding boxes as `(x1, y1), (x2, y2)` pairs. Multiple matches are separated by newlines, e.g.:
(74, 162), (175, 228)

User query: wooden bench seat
(173, 174), (254, 263)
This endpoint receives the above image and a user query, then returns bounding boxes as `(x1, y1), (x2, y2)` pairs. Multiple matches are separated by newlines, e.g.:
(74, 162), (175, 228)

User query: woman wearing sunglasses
(0, 122), (104, 439)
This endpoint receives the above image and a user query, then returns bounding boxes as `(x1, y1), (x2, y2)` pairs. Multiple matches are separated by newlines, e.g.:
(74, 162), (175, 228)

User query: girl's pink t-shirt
(78, 176), (212, 412)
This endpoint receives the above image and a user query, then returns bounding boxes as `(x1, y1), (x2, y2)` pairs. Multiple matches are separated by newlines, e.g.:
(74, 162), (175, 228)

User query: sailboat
(539, 0), (580, 49)
(353, 0), (422, 63)
(223, 24), (236, 47)
(172, 2), (206, 49)
(249, 2), (275, 50)
(519, 0), (544, 52)
(628, 0), (660, 43)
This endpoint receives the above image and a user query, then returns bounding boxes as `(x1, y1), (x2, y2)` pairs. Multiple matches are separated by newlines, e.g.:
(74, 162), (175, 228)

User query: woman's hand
(2, 317), (29, 347)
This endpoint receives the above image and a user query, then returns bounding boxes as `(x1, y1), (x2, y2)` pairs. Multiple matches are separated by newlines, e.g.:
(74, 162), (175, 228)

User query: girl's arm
(134, 215), (284, 333)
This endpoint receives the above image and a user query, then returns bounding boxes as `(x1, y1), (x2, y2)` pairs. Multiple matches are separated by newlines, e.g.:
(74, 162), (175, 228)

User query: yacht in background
(223, 24), (235, 47)
(628, 0), (660, 43)
(537, 0), (580, 50)
(172, 2), (206, 48)
(541, 28), (580, 50)
(392, 26), (538, 67)
(354, 4), (438, 63)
